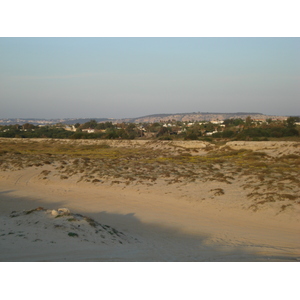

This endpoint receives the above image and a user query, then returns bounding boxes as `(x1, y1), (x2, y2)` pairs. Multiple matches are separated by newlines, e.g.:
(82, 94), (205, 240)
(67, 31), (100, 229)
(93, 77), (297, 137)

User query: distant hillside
(118, 112), (287, 123)
(0, 112), (289, 125)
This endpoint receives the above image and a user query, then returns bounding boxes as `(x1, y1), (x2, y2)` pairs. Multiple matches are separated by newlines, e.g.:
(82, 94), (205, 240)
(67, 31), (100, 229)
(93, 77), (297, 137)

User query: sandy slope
(0, 140), (299, 261)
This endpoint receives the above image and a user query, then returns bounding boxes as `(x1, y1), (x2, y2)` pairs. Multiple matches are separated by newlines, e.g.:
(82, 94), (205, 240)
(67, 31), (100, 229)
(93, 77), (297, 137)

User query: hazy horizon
(1, 38), (299, 119)
(0, 110), (297, 121)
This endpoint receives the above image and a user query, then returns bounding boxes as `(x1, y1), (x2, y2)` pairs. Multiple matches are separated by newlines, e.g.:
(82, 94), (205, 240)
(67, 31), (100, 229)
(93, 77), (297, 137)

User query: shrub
(68, 232), (79, 237)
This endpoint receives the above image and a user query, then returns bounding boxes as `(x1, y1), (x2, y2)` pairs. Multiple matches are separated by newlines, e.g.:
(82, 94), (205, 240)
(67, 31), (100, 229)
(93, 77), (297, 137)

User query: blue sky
(0, 37), (299, 119)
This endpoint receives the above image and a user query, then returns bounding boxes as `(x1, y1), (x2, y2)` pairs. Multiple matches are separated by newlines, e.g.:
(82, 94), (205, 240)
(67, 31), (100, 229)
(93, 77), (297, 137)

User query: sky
(0, 37), (299, 119)
(0, 1), (299, 295)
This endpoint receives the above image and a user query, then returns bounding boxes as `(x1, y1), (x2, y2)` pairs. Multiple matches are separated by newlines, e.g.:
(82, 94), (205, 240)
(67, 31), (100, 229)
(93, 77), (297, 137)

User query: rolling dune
(1, 139), (299, 261)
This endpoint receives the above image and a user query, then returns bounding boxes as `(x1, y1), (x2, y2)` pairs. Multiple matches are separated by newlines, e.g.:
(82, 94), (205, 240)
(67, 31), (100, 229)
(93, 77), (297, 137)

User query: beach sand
(0, 139), (299, 261)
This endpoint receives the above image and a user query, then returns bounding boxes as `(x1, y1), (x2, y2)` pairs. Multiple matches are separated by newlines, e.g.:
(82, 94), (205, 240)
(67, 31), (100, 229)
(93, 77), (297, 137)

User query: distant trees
(212, 117), (299, 140)
(22, 123), (36, 130)
(184, 123), (202, 140)
(0, 125), (75, 139)
(79, 119), (98, 129)
(245, 116), (252, 126)
(156, 126), (170, 138)
(223, 118), (244, 127)
(95, 122), (114, 130)
(0, 117), (299, 141)
(149, 123), (161, 133)
(286, 116), (300, 128)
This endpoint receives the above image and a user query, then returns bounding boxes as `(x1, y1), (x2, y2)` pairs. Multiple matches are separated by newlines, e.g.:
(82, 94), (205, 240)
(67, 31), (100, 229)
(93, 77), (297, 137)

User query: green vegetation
(0, 124), (75, 139)
(1, 116), (299, 141)
(68, 232), (79, 237)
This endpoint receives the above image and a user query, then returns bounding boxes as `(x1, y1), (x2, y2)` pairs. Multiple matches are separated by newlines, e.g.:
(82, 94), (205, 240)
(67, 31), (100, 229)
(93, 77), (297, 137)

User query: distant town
(0, 112), (299, 141)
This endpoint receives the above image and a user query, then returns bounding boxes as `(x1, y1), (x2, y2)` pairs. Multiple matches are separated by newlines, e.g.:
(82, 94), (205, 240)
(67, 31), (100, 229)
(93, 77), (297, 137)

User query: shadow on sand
(0, 190), (297, 262)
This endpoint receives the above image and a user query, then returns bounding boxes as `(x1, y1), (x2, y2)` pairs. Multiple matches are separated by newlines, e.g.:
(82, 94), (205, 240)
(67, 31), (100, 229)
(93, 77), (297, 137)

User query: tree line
(0, 117), (299, 141)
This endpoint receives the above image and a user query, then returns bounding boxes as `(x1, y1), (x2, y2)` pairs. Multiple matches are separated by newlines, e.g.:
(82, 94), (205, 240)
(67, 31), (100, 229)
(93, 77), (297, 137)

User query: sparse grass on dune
(1, 139), (299, 213)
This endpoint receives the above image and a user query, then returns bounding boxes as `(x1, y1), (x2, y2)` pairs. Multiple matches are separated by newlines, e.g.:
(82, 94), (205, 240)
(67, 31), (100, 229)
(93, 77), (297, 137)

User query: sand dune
(0, 139), (299, 261)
